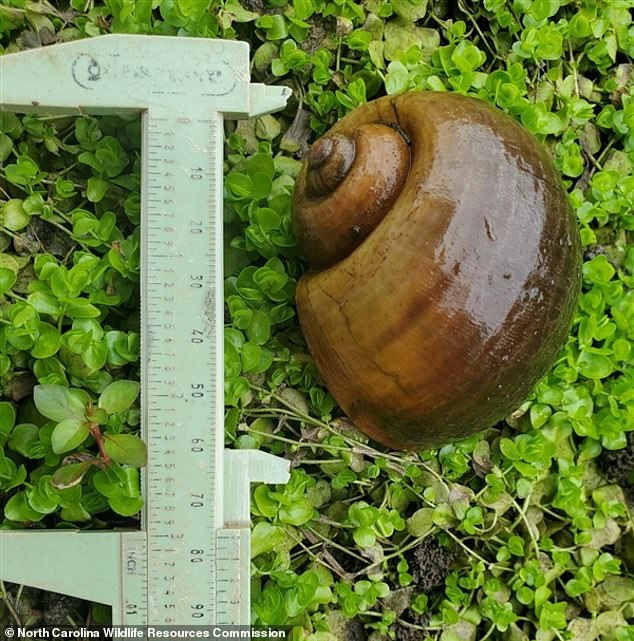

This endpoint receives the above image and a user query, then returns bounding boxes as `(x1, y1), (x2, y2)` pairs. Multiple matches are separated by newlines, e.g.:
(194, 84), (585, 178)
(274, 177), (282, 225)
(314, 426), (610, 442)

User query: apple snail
(291, 91), (581, 451)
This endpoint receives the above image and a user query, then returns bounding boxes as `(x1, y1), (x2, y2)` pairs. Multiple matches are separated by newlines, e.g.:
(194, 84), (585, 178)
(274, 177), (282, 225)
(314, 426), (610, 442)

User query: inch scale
(0, 35), (290, 624)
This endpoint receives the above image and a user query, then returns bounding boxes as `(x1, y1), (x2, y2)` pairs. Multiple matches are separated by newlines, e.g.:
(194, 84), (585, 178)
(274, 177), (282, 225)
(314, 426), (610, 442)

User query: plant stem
(0, 580), (22, 626)
(89, 423), (111, 467)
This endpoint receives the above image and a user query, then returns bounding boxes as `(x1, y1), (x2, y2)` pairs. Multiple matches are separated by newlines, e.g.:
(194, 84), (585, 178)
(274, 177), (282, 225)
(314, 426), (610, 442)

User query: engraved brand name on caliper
(71, 53), (236, 95)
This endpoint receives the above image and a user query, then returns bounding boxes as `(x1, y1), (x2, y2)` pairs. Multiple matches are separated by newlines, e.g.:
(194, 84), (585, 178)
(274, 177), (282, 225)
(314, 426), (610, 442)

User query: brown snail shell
(291, 91), (581, 451)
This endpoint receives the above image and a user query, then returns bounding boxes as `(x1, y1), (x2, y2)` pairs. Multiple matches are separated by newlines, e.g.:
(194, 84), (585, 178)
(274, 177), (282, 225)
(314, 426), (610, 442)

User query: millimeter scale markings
(0, 35), (290, 624)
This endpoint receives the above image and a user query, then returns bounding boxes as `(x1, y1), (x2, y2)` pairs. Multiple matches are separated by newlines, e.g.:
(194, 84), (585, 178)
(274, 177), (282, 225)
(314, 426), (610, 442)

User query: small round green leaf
(5, 491), (45, 522)
(0, 267), (17, 295)
(0, 402), (16, 440)
(27, 486), (58, 514)
(31, 322), (61, 359)
(578, 352), (614, 379)
(51, 461), (93, 490)
(28, 291), (61, 316)
(1, 198), (31, 231)
(92, 469), (123, 498)
(108, 495), (144, 517)
(103, 433), (147, 467)
(8, 423), (40, 458)
(278, 500), (315, 526)
(60, 503), (92, 522)
(34, 384), (88, 422)
(98, 380), (140, 414)
(251, 522), (287, 558)
(51, 418), (90, 454)
(353, 526), (376, 548)
(86, 176), (109, 203)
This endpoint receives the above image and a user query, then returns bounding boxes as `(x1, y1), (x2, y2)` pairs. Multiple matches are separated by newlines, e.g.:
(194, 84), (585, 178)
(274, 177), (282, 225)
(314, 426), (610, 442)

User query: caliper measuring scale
(0, 34), (291, 624)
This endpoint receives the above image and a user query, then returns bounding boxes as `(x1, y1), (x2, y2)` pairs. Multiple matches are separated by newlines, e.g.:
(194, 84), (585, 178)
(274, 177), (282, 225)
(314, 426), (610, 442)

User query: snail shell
(292, 91), (581, 451)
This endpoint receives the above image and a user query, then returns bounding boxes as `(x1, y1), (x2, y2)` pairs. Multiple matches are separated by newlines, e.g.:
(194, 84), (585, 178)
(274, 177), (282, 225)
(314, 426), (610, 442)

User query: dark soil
(392, 537), (456, 641)
(393, 614), (431, 641)
(409, 537), (456, 593)
(344, 619), (367, 641)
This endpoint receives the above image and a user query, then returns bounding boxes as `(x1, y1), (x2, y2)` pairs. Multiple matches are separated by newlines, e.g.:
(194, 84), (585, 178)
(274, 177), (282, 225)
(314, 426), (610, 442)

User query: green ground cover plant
(1, 0), (633, 639)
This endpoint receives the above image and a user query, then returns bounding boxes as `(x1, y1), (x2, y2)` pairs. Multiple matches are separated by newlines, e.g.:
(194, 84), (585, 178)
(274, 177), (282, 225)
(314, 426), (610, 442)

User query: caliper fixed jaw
(0, 34), (291, 118)
(248, 83), (292, 118)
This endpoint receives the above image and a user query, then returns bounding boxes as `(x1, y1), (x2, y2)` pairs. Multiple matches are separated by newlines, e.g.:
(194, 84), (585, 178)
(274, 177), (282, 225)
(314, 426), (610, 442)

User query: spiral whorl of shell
(292, 122), (410, 269)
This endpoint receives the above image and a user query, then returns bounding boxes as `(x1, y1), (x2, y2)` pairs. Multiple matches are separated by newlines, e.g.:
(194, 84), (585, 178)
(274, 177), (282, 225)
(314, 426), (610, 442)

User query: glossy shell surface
(293, 91), (581, 451)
